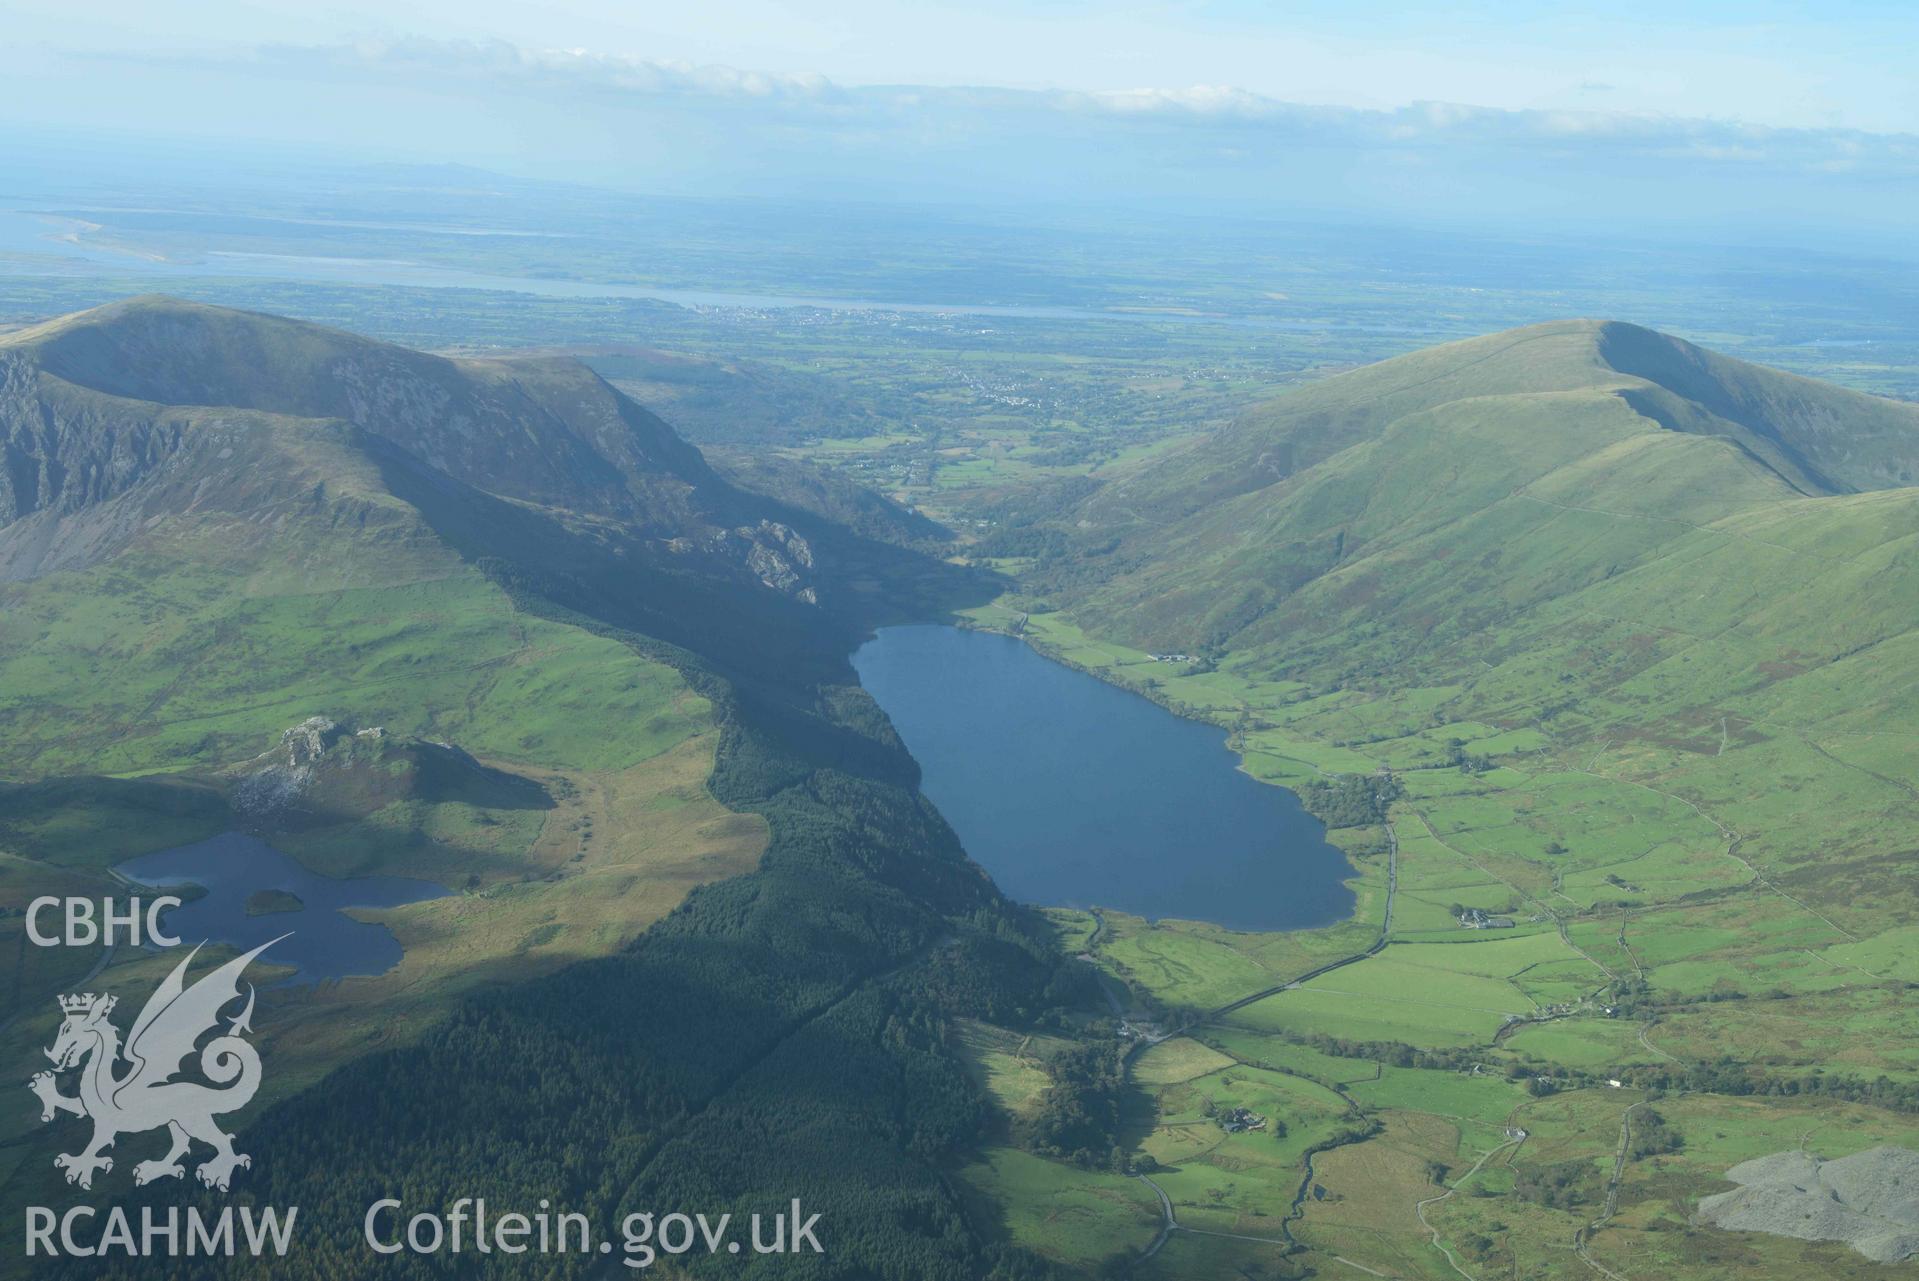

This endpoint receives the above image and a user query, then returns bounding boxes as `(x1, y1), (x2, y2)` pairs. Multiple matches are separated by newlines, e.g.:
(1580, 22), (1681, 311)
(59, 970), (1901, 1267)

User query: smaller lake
(116, 832), (448, 984)
(852, 626), (1355, 932)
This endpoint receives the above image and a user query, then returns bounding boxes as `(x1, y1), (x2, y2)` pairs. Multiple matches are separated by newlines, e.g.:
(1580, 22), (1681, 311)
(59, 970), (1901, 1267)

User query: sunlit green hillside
(964, 320), (1919, 1280)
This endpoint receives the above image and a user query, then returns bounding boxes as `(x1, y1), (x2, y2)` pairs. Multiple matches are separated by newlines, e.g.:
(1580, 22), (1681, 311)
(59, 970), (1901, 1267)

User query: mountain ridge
(1077, 319), (1919, 542)
(1039, 318), (1919, 657)
(0, 296), (990, 776)
(0, 296), (976, 639)
(2, 294), (722, 530)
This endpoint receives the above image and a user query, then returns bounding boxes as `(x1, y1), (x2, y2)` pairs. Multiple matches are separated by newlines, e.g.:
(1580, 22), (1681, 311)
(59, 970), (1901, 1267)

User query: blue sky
(10, 0), (1915, 129)
(4, 2), (1915, 239)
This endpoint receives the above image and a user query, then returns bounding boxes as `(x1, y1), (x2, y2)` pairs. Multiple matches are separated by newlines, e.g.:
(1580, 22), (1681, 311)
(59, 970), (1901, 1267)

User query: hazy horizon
(4, 2), (1916, 246)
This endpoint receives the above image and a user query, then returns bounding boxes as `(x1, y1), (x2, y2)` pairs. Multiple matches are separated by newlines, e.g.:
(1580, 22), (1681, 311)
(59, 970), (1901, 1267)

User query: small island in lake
(245, 889), (306, 917)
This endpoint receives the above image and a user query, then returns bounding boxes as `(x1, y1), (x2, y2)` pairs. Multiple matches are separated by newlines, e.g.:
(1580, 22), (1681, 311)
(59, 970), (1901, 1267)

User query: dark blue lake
(851, 625), (1355, 932)
(116, 832), (448, 984)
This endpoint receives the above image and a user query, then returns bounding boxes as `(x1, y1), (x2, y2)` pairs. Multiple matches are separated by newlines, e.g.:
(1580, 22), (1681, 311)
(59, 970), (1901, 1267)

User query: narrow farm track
(1186, 819), (1398, 1031)
(1182, 1226), (1290, 1246)
(1569, 766), (1860, 944)
(1131, 1170), (1292, 1264)
(1636, 1021), (1678, 1063)
(1572, 1098), (1648, 1280)
(1800, 734), (1919, 802)
(1134, 1172), (1175, 1260)
(1405, 808), (1620, 985)
(1615, 911), (1647, 982)
(1413, 1136), (1524, 1281)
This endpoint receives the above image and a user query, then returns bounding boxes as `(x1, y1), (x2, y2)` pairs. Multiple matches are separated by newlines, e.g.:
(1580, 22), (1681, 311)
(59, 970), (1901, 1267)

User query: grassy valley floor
(947, 599), (1919, 1281)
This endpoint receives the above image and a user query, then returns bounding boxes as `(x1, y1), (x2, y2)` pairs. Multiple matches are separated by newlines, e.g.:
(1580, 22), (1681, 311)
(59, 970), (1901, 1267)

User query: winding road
(1161, 818), (1398, 1037)
(1133, 1173), (1175, 1260)
(1133, 1169), (1293, 1263)
(1415, 1136), (1525, 1281)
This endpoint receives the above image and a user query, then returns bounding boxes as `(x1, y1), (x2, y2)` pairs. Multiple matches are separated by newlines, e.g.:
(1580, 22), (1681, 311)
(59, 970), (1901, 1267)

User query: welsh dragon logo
(28, 937), (280, 1191)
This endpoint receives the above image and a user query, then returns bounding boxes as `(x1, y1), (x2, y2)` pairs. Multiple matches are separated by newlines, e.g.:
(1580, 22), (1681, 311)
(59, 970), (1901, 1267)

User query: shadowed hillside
(0, 297), (991, 694)
(1, 299), (1067, 1281)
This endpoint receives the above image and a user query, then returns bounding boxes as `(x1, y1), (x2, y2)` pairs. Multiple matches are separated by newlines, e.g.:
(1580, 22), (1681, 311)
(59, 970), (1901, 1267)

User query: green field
(955, 1146), (1163, 1270)
(1139, 1061), (1353, 1237)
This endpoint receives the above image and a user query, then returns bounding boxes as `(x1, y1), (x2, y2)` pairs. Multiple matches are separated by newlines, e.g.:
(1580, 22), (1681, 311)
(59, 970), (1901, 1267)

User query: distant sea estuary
(851, 625), (1355, 932)
(116, 832), (448, 983)
(0, 208), (1438, 334)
